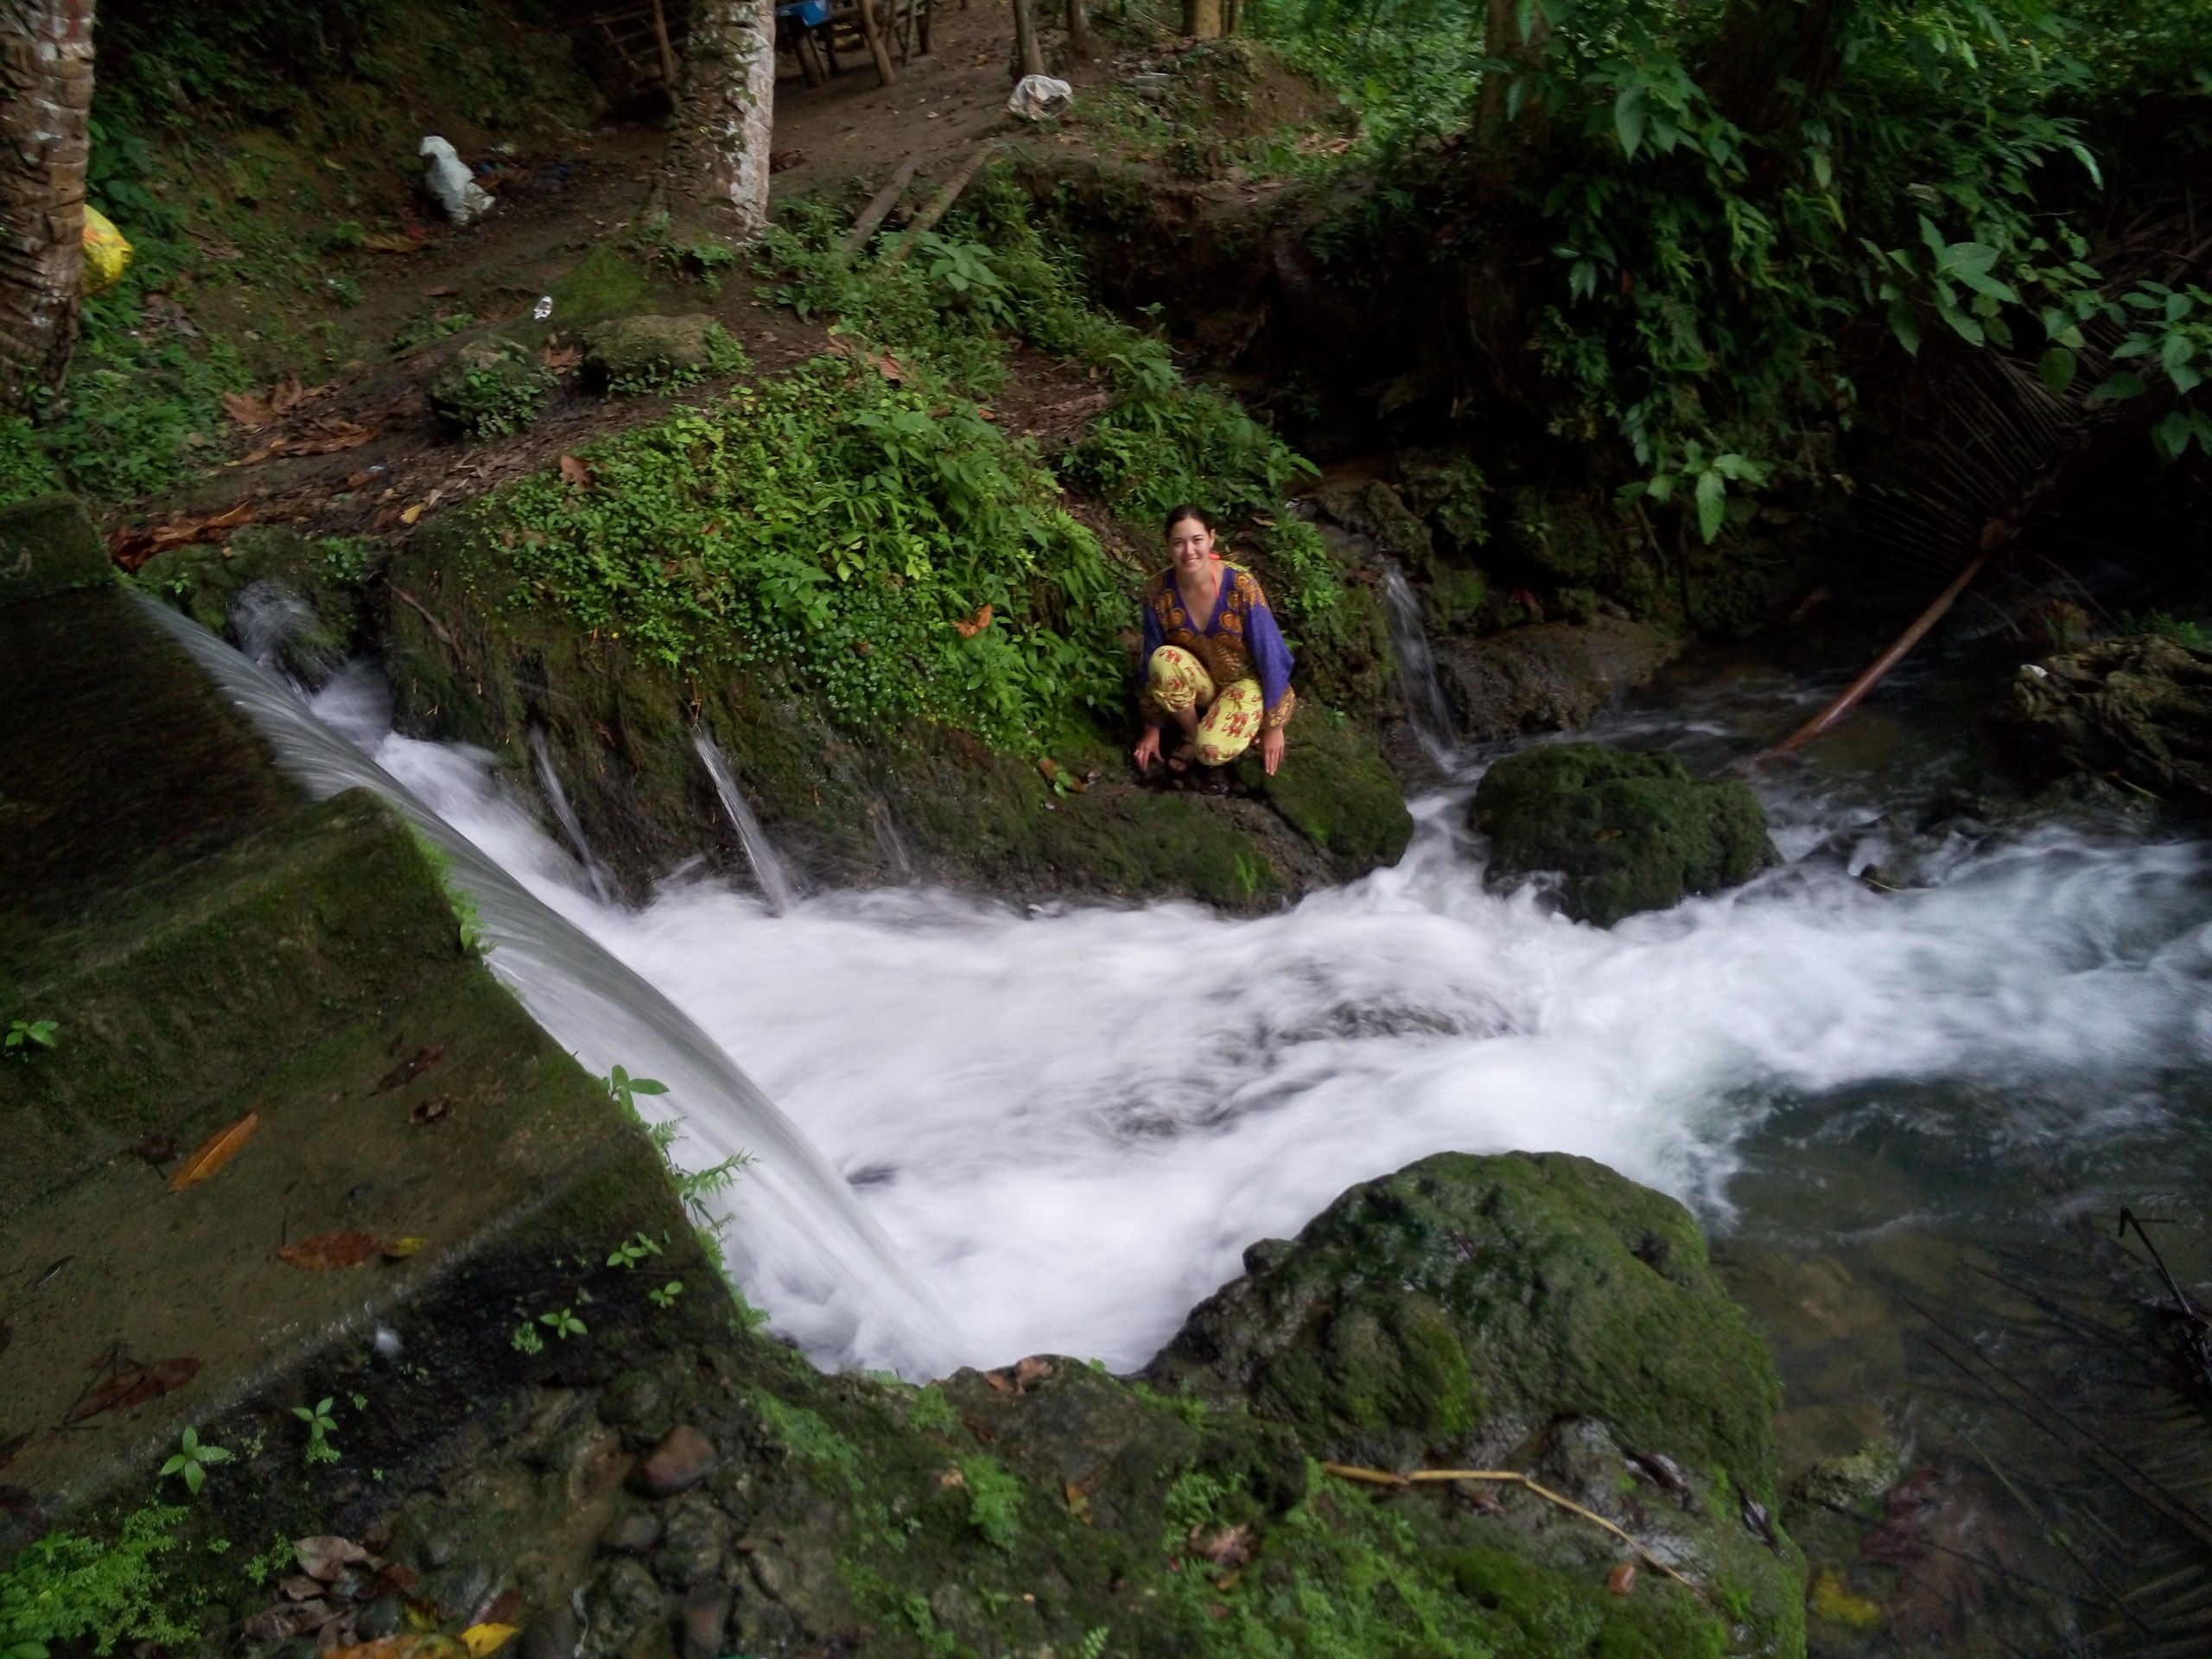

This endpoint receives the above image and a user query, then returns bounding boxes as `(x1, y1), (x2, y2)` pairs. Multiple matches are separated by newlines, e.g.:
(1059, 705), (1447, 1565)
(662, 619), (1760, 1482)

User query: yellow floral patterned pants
(1147, 645), (1262, 766)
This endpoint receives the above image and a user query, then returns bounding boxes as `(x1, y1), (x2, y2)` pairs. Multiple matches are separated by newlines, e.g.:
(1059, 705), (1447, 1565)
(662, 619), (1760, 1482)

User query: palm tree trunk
(1065, 0), (1096, 59)
(1182, 0), (1222, 36)
(0, 0), (95, 411)
(671, 0), (778, 238)
(1011, 0), (1044, 78)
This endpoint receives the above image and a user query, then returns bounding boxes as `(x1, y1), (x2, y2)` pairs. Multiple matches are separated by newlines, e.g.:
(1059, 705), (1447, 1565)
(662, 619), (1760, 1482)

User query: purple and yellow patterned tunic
(1138, 562), (1297, 730)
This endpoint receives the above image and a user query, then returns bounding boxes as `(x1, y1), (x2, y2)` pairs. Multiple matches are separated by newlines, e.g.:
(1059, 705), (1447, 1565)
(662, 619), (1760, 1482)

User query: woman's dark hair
(1161, 504), (1217, 538)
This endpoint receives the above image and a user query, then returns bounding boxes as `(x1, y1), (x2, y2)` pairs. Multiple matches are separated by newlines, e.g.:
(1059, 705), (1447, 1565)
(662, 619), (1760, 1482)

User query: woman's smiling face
(1168, 515), (1215, 575)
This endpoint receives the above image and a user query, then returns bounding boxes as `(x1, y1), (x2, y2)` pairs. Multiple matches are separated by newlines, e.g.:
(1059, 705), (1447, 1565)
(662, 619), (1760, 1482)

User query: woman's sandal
(1165, 738), (1198, 774)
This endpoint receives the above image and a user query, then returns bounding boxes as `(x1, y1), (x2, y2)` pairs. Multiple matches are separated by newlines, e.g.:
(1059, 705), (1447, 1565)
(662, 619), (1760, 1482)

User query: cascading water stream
(526, 725), (619, 906)
(1380, 561), (1459, 766)
(693, 732), (801, 913)
(141, 597), (961, 1376)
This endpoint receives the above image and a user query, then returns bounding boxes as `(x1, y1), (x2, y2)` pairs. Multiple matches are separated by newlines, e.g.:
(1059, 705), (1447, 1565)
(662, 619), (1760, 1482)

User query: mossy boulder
(1398, 447), (1489, 553)
(136, 524), (383, 683)
(1238, 701), (1414, 872)
(1472, 742), (1777, 925)
(430, 337), (553, 438)
(2003, 632), (2212, 809)
(0, 494), (108, 603)
(582, 313), (736, 394)
(1437, 618), (1678, 743)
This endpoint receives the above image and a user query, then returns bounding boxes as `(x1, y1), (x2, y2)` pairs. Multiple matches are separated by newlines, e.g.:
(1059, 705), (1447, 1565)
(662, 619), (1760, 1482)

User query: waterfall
(140, 595), (961, 1377)
(693, 732), (801, 913)
(1380, 561), (1458, 766)
(526, 725), (618, 906)
(228, 580), (321, 677)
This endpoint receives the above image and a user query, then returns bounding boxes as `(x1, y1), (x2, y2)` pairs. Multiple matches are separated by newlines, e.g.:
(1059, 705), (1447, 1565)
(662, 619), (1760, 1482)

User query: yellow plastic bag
(81, 205), (132, 295)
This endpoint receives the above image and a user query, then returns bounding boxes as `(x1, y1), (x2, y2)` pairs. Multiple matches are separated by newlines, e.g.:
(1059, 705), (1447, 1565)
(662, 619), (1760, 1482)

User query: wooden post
(794, 26), (828, 84)
(1011, 0), (1044, 76)
(857, 0), (899, 86)
(840, 152), (921, 253)
(648, 0), (682, 91)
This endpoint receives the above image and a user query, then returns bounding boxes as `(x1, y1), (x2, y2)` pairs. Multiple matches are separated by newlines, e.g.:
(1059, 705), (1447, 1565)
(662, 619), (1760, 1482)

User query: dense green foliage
(0, 1504), (194, 1656)
(1249, 0), (2212, 534)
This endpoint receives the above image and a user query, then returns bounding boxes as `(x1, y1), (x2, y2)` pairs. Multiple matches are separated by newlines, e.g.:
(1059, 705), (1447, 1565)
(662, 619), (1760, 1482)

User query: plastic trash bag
(419, 136), (495, 226)
(1007, 75), (1074, 120)
(81, 206), (132, 295)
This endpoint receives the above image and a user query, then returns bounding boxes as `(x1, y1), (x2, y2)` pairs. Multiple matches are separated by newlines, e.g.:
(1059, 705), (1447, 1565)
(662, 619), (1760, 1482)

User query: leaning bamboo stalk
(841, 152), (922, 253)
(1760, 553), (1988, 760)
(647, 0), (682, 90)
(885, 140), (998, 256)
(1320, 1462), (1697, 1589)
(857, 0), (899, 86)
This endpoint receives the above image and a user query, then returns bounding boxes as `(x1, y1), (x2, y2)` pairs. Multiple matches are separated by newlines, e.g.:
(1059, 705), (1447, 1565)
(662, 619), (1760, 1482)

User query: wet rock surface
(1438, 618), (1680, 744)
(1472, 741), (1777, 925)
(2005, 632), (2212, 810)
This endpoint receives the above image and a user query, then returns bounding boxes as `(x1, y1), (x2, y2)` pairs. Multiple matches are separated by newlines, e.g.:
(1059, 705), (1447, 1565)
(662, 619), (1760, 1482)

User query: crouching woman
(1131, 505), (1296, 777)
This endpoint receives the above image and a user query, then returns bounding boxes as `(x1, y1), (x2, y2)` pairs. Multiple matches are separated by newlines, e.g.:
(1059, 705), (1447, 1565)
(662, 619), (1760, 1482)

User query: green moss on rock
(1472, 742), (1777, 925)
(582, 313), (741, 394)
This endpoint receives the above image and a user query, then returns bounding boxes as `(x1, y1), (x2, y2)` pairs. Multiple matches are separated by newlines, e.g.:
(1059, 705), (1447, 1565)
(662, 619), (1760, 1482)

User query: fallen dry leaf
(169, 1111), (260, 1190)
(398, 504), (425, 526)
(460, 1624), (518, 1658)
(377, 1044), (447, 1092)
(235, 421), (377, 466)
(383, 1236), (427, 1261)
(768, 147), (807, 174)
(558, 453), (594, 490)
(952, 604), (994, 639)
(542, 342), (582, 373)
(278, 1231), (383, 1271)
(938, 1467), (968, 1488)
(326, 1637), (463, 1659)
(1607, 1561), (1637, 1596)
(361, 232), (427, 254)
(407, 1096), (450, 1125)
(296, 1535), (375, 1583)
(278, 1573), (327, 1602)
(66, 1356), (202, 1423)
(107, 503), (257, 572)
(1194, 1523), (1256, 1570)
(245, 1600), (339, 1643)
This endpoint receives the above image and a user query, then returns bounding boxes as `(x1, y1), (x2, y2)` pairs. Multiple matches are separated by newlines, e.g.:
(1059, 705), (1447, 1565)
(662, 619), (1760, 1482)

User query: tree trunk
(1182, 0), (1222, 37)
(1477, 0), (1548, 137)
(670, 0), (778, 238)
(1700, 0), (1852, 138)
(857, 0), (898, 87)
(1011, 0), (1043, 78)
(1065, 0), (1095, 59)
(0, 0), (94, 411)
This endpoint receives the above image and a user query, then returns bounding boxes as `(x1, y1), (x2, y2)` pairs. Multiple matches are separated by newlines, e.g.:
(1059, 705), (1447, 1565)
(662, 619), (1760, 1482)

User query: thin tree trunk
(0, 0), (94, 411)
(1065, 0), (1095, 58)
(857, 0), (899, 87)
(670, 0), (778, 238)
(1477, 0), (1548, 137)
(1011, 0), (1044, 77)
(1182, 0), (1222, 37)
(647, 0), (680, 94)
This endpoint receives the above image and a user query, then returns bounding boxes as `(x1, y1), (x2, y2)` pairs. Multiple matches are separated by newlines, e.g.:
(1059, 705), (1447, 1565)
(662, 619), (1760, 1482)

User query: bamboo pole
(648, 0), (682, 92)
(1012, 0), (1045, 77)
(840, 152), (922, 253)
(886, 140), (997, 254)
(857, 0), (899, 86)
(1760, 553), (1988, 760)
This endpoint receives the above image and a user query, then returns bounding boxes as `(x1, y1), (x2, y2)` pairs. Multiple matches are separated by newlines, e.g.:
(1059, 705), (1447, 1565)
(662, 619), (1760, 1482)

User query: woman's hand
(1133, 725), (1163, 772)
(1261, 726), (1285, 776)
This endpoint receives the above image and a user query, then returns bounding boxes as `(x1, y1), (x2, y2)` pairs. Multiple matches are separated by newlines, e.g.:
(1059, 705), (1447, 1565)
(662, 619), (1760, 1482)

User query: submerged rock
(2005, 632), (2212, 810)
(1471, 741), (1776, 925)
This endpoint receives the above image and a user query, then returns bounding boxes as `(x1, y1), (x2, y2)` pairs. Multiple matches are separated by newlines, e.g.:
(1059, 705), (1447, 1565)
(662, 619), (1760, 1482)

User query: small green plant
(0, 1503), (194, 1654)
(431, 338), (553, 440)
(291, 1397), (340, 1466)
(957, 1455), (1024, 1551)
(647, 1279), (685, 1309)
(539, 1307), (587, 1340)
(602, 1064), (670, 1119)
(907, 1385), (959, 1436)
(238, 1536), (292, 1589)
(1073, 1629), (1110, 1659)
(607, 1230), (663, 1268)
(510, 1321), (546, 1356)
(0, 415), (63, 509)
(158, 1427), (230, 1495)
(1164, 1468), (1235, 1535)
(391, 309), (477, 356)
(2129, 609), (2212, 652)
(4, 1020), (57, 1060)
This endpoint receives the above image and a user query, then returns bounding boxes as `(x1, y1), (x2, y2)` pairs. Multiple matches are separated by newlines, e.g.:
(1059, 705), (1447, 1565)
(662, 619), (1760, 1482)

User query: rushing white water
(1381, 560), (1458, 766)
(526, 725), (618, 906)
(143, 602), (960, 1376)
(309, 682), (2212, 1374)
(694, 733), (801, 913)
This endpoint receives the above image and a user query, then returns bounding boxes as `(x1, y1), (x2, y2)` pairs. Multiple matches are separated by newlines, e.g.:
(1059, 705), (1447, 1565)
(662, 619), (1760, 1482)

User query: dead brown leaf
(168, 1111), (260, 1190)
(107, 503), (257, 572)
(361, 232), (428, 254)
(542, 342), (582, 373)
(1607, 1561), (1637, 1596)
(407, 1096), (450, 1125)
(66, 1355), (203, 1422)
(295, 1535), (376, 1583)
(952, 604), (994, 639)
(278, 1231), (384, 1271)
(768, 147), (807, 174)
(377, 1044), (447, 1091)
(558, 453), (594, 490)
(245, 1600), (340, 1643)
(1194, 1523), (1256, 1570)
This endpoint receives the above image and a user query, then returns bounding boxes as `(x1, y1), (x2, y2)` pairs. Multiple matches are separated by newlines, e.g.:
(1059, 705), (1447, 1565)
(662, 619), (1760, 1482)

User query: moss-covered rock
(581, 313), (737, 394)
(1398, 447), (1489, 553)
(0, 494), (109, 604)
(430, 337), (552, 438)
(2002, 632), (2212, 810)
(1472, 742), (1777, 925)
(135, 524), (383, 683)
(1238, 701), (1414, 871)
(1437, 618), (1678, 743)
